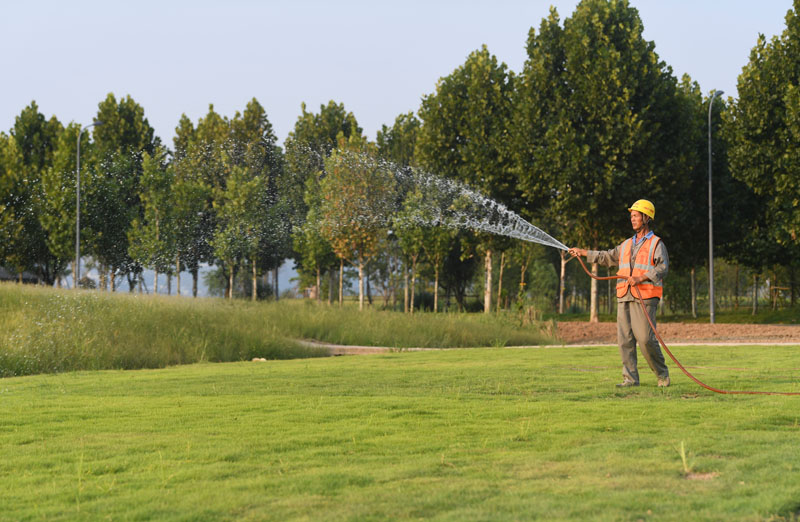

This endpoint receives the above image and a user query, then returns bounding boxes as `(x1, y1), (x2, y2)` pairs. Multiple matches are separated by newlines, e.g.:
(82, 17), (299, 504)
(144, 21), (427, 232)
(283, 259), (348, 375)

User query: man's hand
(568, 247), (586, 258)
(627, 275), (648, 286)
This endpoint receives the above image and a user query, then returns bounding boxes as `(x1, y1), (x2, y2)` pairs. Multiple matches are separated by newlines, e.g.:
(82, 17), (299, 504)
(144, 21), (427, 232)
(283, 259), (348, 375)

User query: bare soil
(556, 321), (800, 345)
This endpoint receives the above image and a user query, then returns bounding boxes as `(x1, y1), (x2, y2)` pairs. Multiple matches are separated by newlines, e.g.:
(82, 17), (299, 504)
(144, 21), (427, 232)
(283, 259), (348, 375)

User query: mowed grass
(2, 345), (800, 520)
(0, 283), (554, 377)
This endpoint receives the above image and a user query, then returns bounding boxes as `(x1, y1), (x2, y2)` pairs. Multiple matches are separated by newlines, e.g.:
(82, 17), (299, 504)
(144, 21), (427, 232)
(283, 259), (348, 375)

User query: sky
(3, 0), (795, 147)
(2, 0), (795, 293)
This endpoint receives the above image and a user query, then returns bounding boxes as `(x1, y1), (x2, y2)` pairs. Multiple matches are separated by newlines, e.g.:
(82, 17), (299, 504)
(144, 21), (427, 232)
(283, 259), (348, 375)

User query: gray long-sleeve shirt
(586, 233), (669, 302)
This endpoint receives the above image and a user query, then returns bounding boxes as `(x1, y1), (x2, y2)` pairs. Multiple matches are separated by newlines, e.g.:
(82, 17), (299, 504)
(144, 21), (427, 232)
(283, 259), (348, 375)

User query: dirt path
(294, 323), (800, 357)
(556, 321), (800, 345)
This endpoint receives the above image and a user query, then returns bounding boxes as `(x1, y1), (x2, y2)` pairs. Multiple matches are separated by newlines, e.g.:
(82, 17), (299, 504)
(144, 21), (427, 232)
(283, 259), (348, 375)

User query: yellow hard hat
(628, 199), (655, 219)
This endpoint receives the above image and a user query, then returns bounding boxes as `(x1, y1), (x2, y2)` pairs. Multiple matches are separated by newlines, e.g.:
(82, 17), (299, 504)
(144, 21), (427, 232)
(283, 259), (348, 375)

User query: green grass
(2, 345), (800, 520)
(0, 283), (554, 377)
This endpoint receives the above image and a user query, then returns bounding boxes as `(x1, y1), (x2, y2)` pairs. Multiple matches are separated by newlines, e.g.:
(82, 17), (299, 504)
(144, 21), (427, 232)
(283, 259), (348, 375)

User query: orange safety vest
(616, 234), (663, 299)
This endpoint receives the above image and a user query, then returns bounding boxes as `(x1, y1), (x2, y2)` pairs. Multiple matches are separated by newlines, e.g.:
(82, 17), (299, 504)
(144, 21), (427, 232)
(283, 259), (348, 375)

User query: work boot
(658, 376), (671, 387)
(616, 380), (639, 388)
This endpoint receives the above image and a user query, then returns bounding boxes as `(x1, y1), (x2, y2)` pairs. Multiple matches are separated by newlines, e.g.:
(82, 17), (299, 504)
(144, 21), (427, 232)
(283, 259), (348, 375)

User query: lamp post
(708, 90), (723, 323)
(75, 120), (103, 289)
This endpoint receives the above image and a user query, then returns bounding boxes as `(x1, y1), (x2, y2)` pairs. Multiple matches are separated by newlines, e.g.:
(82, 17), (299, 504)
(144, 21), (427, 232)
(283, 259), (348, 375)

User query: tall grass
(265, 299), (556, 348)
(0, 283), (556, 377)
(0, 284), (327, 377)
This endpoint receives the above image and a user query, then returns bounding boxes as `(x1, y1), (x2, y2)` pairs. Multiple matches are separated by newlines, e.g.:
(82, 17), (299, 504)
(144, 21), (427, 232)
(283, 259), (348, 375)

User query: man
(568, 199), (670, 388)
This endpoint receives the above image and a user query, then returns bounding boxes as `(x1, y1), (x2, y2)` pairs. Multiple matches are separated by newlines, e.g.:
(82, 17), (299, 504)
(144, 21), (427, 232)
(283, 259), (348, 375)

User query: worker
(568, 199), (670, 388)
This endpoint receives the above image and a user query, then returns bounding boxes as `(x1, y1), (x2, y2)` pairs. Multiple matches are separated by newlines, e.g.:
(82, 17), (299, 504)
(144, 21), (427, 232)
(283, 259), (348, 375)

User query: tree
(293, 176), (336, 301)
(417, 45), (516, 314)
(319, 143), (396, 310)
(128, 147), (175, 294)
(4, 102), (63, 284)
(230, 99), (289, 299)
(211, 166), (265, 299)
(377, 112), (420, 168)
(285, 101), (363, 294)
(85, 93), (159, 290)
(512, 0), (689, 321)
(172, 114), (213, 297)
(0, 132), (25, 276)
(394, 189), (426, 314)
(39, 123), (85, 286)
(728, 1), (800, 249)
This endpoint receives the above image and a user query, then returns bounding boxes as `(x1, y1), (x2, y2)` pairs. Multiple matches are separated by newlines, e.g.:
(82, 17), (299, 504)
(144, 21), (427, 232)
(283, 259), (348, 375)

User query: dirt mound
(556, 321), (800, 345)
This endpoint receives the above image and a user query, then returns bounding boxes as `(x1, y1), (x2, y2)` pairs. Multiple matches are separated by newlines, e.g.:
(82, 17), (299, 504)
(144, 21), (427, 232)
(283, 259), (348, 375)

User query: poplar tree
(86, 93), (158, 290)
(728, 1), (800, 249)
(417, 45), (516, 314)
(3, 102), (63, 284)
(319, 143), (396, 311)
(512, 0), (687, 321)
(286, 100), (362, 296)
(128, 147), (175, 293)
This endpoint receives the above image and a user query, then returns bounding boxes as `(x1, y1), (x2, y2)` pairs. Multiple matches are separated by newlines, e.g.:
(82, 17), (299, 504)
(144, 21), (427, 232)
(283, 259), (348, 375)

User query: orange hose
(572, 255), (800, 396)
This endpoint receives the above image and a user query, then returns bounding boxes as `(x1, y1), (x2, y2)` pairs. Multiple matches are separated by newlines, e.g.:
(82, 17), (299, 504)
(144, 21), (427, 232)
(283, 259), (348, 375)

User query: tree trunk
(252, 259), (258, 302)
(410, 258), (417, 315)
(559, 251), (568, 314)
(154, 268), (159, 295)
(273, 267), (279, 301)
(496, 250), (505, 313)
(192, 268), (198, 298)
(434, 265), (439, 313)
(167, 274), (171, 295)
(690, 267), (697, 319)
(590, 262), (599, 323)
(404, 264), (409, 313)
(328, 268), (334, 305)
(366, 270), (372, 306)
(752, 273), (758, 315)
(176, 254), (181, 296)
(339, 258), (344, 306)
(316, 266), (321, 302)
(358, 258), (365, 311)
(484, 249), (492, 314)
(229, 264), (235, 300)
(734, 264), (740, 310)
(772, 270), (778, 311)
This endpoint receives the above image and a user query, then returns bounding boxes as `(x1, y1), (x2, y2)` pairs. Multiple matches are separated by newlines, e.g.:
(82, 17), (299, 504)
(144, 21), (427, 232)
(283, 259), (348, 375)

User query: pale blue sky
(3, 0), (794, 146)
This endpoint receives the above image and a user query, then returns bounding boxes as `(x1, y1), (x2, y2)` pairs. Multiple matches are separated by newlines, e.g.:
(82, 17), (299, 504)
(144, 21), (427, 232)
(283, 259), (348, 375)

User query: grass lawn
(2, 345), (800, 520)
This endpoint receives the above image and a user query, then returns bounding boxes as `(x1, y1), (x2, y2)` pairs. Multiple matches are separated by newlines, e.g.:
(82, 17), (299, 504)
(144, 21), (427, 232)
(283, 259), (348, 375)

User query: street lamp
(708, 90), (724, 323)
(75, 120), (103, 289)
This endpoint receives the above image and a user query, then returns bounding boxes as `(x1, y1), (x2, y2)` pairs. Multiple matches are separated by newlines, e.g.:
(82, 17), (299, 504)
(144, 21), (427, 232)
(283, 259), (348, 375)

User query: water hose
(572, 255), (800, 396)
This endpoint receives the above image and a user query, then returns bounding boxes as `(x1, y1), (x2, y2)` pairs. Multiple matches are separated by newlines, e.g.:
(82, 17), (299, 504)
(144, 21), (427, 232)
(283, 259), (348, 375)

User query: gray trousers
(617, 299), (669, 384)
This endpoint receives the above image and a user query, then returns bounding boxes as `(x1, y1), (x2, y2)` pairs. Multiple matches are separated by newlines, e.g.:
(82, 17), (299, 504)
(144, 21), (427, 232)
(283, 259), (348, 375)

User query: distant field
(0, 283), (554, 377)
(2, 345), (800, 520)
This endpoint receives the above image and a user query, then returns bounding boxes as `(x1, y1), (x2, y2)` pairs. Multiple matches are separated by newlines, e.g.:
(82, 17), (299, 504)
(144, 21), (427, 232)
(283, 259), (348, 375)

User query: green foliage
(727, 1), (800, 251)
(513, 0), (691, 249)
(377, 111), (420, 167)
(320, 145), (396, 266)
(84, 93), (159, 284)
(128, 147), (175, 277)
(3, 102), (64, 283)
